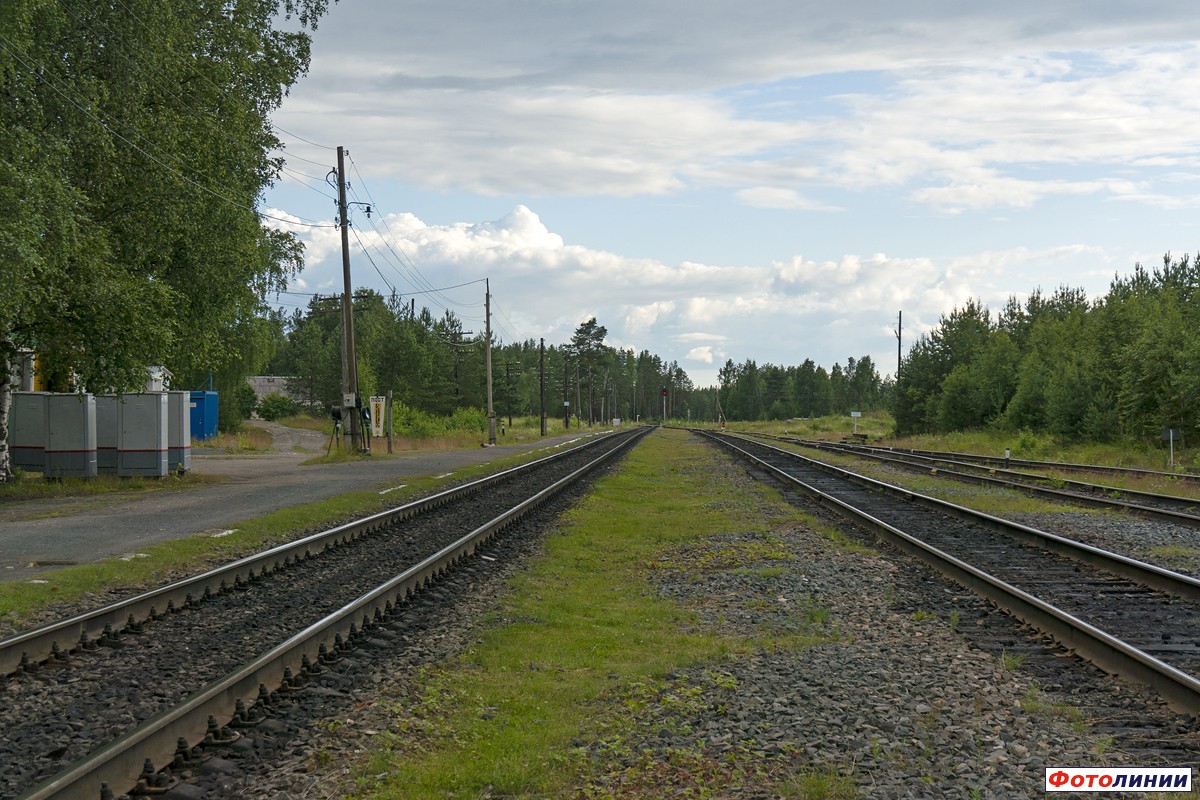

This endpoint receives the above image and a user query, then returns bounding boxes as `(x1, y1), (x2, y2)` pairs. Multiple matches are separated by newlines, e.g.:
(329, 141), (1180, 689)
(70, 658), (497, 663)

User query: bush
(218, 382), (260, 432)
(258, 391), (300, 422)
(392, 402), (488, 438)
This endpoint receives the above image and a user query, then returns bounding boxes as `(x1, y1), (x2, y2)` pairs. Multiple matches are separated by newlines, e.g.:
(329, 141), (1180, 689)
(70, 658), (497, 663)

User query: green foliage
(258, 391), (300, 421)
(717, 355), (888, 423)
(0, 0), (330, 479)
(391, 402), (487, 438)
(895, 256), (1200, 450)
(267, 299), (712, 427)
(218, 383), (260, 432)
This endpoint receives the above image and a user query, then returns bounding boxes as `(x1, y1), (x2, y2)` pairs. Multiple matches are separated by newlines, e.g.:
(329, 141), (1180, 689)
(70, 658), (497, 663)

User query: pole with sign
(851, 411), (861, 435)
(1162, 428), (1182, 468)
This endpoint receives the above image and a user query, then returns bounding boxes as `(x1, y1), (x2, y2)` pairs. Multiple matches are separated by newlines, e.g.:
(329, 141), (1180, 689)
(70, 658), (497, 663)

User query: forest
(268, 299), (696, 428)
(895, 252), (1200, 444)
(262, 291), (893, 430)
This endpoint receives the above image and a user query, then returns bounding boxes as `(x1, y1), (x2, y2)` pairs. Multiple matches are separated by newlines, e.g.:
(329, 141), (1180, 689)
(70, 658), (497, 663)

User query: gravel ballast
(16, 433), (1200, 799)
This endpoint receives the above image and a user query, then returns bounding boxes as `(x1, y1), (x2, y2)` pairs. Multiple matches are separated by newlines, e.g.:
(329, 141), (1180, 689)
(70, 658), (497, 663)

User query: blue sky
(263, 1), (1200, 387)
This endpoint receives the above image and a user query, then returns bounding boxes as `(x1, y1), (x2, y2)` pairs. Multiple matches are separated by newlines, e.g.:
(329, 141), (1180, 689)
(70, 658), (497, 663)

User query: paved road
(0, 422), (606, 583)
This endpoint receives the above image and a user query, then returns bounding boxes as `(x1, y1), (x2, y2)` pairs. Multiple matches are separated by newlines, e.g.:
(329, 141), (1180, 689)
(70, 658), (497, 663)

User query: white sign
(850, 411), (862, 417)
(370, 396), (385, 438)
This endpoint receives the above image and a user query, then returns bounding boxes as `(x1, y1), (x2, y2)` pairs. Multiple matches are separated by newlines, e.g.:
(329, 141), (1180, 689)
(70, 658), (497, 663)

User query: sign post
(850, 411), (861, 435)
(1162, 428), (1182, 468)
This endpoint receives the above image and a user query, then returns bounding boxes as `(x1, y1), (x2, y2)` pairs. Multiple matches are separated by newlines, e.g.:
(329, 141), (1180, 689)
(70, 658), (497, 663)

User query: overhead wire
(57, 0), (340, 213)
(345, 155), (473, 312)
(0, 33), (337, 231)
(342, 158), (540, 345)
(11, 7), (535, 345)
(350, 225), (398, 295)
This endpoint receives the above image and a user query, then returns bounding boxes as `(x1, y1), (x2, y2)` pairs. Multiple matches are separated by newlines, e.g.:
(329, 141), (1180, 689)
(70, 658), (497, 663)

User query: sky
(262, 1), (1200, 388)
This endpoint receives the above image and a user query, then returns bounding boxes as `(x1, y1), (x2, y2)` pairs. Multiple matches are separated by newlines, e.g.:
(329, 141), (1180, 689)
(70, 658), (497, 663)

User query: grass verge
(0, 471), (221, 503)
(345, 428), (850, 799)
(762, 438), (1074, 517)
(191, 426), (273, 453)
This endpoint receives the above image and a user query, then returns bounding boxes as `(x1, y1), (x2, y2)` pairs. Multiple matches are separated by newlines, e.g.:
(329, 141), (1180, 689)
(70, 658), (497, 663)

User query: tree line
(0, 0), (330, 480)
(267, 297), (702, 428)
(713, 356), (890, 422)
(895, 253), (1200, 443)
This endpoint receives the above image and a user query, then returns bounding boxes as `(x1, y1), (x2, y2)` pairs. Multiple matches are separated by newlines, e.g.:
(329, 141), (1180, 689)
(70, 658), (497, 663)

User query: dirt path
(0, 422), (608, 583)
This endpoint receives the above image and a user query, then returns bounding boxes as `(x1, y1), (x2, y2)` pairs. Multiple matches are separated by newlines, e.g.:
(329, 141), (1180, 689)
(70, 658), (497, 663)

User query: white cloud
(276, 203), (1124, 385)
(277, 4), (1200, 213)
(735, 187), (842, 211)
(263, 3), (1200, 387)
(624, 301), (676, 334)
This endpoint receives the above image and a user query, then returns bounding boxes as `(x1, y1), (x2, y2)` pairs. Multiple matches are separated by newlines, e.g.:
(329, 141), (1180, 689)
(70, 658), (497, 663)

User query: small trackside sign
(1046, 767), (1192, 792)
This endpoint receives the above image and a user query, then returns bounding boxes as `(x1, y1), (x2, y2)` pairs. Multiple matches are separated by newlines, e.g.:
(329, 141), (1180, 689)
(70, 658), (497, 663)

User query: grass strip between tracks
(345, 427), (855, 799)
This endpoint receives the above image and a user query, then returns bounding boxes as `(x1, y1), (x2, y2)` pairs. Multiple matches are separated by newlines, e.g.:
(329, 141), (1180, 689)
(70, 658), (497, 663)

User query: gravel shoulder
(0, 421), (606, 583)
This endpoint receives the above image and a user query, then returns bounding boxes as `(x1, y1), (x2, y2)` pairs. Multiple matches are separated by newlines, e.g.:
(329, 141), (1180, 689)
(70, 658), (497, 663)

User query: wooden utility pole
(385, 389), (393, 454)
(336, 145), (360, 451)
(485, 279), (496, 445)
(895, 310), (902, 379)
(539, 338), (546, 436)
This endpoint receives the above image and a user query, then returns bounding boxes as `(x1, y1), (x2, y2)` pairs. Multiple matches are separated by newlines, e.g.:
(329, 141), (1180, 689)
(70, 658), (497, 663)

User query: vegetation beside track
(344, 428), (856, 799)
(713, 414), (1200, 488)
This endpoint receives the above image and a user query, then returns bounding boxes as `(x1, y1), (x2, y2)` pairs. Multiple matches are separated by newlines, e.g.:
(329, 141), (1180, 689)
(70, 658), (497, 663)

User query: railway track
(697, 430), (1200, 714)
(840, 440), (1200, 485)
(748, 434), (1200, 528)
(2, 426), (650, 800)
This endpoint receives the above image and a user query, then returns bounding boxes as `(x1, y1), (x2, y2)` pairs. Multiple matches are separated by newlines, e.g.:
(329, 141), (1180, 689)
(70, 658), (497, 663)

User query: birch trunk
(0, 339), (12, 482)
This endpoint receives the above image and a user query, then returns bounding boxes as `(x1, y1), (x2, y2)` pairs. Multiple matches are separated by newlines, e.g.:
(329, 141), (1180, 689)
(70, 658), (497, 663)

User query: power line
(350, 225), (398, 295)
(61, 0), (339, 207)
(346, 155), (468, 312)
(0, 33), (337, 231)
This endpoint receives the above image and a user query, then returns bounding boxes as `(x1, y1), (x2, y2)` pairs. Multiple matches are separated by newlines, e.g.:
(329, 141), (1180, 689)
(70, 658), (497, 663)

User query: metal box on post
(167, 391), (191, 473)
(95, 395), (119, 474)
(117, 393), (168, 477)
(189, 391), (218, 441)
(9, 392), (48, 472)
(45, 393), (97, 478)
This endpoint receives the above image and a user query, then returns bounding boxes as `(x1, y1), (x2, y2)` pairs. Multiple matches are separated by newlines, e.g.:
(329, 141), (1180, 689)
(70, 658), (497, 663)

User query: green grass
(190, 426), (273, 452)
(0, 470), (221, 503)
(345, 428), (851, 799)
(696, 411), (894, 442)
(883, 429), (1199, 476)
(1020, 682), (1089, 735)
(275, 414), (331, 432)
(762, 439), (1075, 517)
(1148, 543), (1200, 573)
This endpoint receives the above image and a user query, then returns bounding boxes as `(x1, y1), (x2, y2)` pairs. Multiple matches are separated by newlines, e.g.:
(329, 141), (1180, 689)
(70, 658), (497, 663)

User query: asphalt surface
(0, 421), (606, 583)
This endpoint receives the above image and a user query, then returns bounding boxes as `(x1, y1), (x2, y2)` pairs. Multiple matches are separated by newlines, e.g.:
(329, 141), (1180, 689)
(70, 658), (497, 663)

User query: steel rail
(698, 430), (1200, 714)
(17, 426), (652, 800)
(759, 434), (1200, 530)
(0, 430), (622, 678)
(830, 440), (1200, 485)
